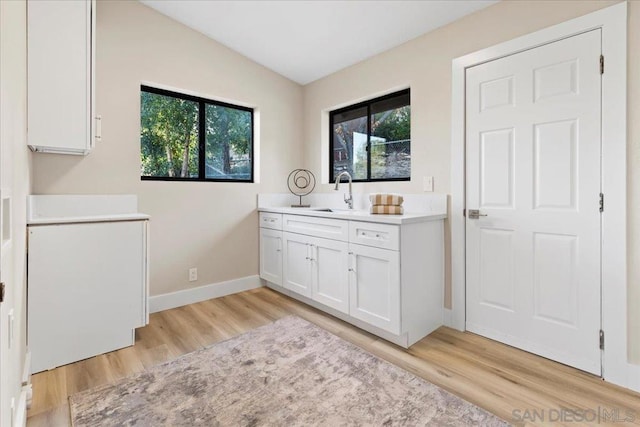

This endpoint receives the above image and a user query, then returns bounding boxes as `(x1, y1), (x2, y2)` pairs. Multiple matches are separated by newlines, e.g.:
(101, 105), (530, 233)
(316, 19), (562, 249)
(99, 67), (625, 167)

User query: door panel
(480, 128), (514, 208)
(282, 232), (311, 297)
(259, 228), (282, 286)
(465, 30), (602, 375)
(348, 244), (400, 334)
(533, 232), (577, 326)
(479, 228), (515, 312)
(309, 236), (348, 313)
(533, 119), (577, 210)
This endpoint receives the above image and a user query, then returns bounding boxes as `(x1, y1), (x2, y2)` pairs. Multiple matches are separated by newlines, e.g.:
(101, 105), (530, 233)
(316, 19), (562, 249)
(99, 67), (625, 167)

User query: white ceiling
(140, 0), (498, 85)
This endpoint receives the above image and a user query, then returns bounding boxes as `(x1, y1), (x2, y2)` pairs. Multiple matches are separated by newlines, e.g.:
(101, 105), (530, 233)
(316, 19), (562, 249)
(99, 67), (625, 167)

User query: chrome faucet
(334, 171), (353, 209)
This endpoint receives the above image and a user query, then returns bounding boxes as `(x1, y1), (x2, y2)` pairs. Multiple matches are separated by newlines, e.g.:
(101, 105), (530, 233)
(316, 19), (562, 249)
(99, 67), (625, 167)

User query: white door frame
(450, 2), (635, 390)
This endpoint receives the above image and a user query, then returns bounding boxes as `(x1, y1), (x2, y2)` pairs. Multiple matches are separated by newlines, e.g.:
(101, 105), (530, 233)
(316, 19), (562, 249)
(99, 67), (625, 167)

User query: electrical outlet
(423, 176), (434, 192)
(189, 268), (198, 282)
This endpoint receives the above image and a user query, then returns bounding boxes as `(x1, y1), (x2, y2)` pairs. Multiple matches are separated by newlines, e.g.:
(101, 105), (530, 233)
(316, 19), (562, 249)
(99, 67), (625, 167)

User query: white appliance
(27, 195), (149, 373)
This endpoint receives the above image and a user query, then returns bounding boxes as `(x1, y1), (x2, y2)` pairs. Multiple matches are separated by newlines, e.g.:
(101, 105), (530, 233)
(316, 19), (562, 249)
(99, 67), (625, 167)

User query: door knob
(468, 209), (488, 219)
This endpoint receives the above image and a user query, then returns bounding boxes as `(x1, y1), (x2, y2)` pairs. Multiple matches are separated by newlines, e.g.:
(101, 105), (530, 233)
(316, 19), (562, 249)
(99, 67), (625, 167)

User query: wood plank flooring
(27, 287), (640, 426)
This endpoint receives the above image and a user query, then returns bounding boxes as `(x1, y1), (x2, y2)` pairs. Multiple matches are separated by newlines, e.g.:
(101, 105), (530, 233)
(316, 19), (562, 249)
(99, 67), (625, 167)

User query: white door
(0, 193), (11, 427)
(259, 228), (283, 286)
(465, 30), (602, 374)
(348, 244), (400, 334)
(309, 236), (349, 313)
(282, 232), (312, 297)
(0, 3), (15, 418)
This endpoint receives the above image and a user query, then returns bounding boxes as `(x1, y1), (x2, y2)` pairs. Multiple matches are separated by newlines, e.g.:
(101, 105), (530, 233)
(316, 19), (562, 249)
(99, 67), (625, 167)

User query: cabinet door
(309, 236), (349, 313)
(349, 244), (400, 334)
(259, 228), (282, 286)
(27, 0), (93, 154)
(28, 221), (146, 372)
(282, 232), (312, 297)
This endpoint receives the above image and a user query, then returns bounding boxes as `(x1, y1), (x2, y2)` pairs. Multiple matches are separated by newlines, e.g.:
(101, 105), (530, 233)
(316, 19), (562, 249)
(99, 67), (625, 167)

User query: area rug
(70, 316), (508, 426)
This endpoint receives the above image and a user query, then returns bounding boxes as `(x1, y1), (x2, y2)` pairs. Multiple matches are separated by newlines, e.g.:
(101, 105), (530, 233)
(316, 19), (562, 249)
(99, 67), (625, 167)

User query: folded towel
(370, 205), (404, 215)
(369, 193), (404, 206)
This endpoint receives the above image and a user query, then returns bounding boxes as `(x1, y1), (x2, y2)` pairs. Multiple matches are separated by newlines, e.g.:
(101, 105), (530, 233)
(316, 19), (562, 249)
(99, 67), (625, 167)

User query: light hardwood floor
(27, 287), (640, 426)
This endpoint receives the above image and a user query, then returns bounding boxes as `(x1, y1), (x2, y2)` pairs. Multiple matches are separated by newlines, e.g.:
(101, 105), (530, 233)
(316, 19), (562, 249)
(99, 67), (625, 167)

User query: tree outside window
(330, 89), (410, 182)
(140, 86), (253, 182)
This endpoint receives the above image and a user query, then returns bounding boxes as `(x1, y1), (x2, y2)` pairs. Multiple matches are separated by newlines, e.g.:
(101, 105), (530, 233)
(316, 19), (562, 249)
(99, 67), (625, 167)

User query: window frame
(140, 85), (254, 183)
(329, 88), (411, 183)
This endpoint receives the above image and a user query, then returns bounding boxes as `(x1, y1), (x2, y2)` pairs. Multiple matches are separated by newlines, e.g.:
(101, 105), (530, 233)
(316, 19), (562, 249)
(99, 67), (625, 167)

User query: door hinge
(463, 208), (466, 218)
(0, 282), (4, 303)
(599, 193), (604, 212)
(600, 55), (604, 75)
(599, 329), (605, 350)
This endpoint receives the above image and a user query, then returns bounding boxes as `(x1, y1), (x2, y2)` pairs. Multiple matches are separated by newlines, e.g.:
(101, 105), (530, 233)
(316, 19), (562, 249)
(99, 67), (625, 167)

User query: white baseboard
(149, 275), (263, 313)
(620, 361), (640, 393)
(442, 308), (453, 328)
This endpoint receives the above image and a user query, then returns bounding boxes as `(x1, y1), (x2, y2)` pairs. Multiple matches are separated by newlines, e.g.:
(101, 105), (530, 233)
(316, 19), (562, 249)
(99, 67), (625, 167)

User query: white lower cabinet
(348, 244), (400, 334)
(259, 210), (444, 348)
(28, 220), (148, 372)
(259, 228), (282, 286)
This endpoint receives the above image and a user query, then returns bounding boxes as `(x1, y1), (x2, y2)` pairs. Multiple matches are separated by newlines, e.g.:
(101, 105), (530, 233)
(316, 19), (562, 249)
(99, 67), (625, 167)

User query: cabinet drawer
(349, 221), (399, 250)
(259, 212), (282, 230)
(283, 214), (348, 241)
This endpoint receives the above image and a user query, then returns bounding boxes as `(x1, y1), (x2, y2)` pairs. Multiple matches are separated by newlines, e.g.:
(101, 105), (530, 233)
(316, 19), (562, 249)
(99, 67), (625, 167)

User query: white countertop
(258, 206), (446, 225)
(28, 213), (150, 226)
(27, 195), (150, 225)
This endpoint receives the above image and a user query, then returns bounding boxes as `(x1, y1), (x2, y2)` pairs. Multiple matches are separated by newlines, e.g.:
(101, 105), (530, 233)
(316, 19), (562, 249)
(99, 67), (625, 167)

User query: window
(140, 85), (253, 182)
(330, 89), (410, 182)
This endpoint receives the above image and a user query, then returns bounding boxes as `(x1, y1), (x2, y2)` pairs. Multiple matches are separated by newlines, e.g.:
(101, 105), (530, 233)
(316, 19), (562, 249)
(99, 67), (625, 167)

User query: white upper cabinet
(27, 0), (97, 155)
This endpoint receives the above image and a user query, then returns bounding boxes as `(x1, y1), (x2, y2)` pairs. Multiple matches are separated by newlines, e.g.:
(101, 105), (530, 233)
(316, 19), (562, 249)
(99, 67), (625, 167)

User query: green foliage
(141, 91), (252, 180)
(205, 105), (251, 179)
(140, 92), (199, 178)
(332, 105), (411, 180)
(371, 105), (410, 141)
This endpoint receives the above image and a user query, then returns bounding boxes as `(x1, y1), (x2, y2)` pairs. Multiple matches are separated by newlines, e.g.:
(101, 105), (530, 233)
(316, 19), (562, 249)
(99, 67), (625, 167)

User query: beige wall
(32, 0), (303, 296)
(0, 0), (31, 422)
(302, 0), (640, 361)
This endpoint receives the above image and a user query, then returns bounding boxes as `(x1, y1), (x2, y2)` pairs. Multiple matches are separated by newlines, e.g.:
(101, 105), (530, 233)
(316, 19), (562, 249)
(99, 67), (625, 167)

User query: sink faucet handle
(344, 193), (353, 209)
